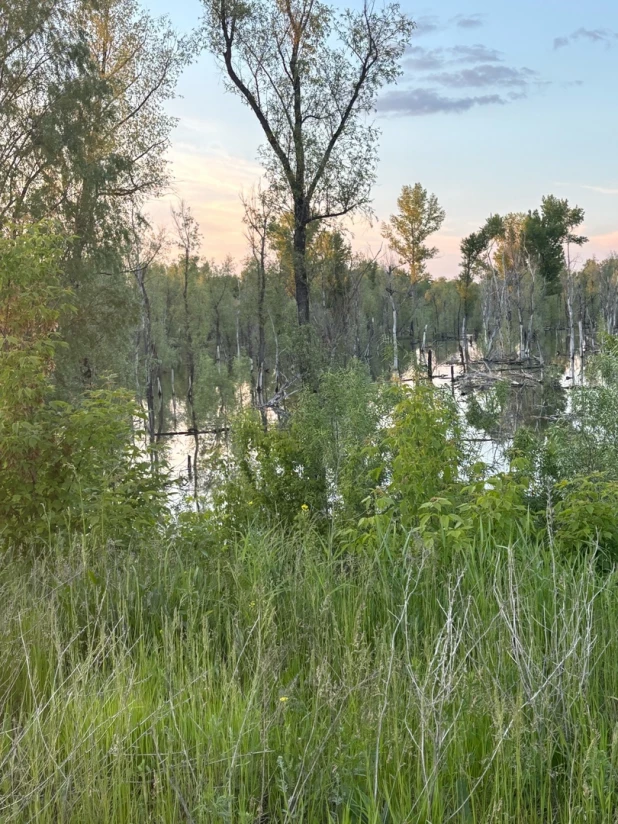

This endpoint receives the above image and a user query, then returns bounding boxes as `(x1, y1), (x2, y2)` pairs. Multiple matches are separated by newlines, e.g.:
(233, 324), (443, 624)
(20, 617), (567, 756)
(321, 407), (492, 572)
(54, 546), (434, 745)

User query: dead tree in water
(172, 202), (202, 507)
(242, 186), (276, 424)
(385, 262), (399, 376)
(129, 221), (165, 450)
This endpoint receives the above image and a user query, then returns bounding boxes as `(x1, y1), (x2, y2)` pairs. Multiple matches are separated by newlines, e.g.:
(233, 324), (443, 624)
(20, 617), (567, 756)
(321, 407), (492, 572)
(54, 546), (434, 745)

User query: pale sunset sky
(145, 0), (618, 276)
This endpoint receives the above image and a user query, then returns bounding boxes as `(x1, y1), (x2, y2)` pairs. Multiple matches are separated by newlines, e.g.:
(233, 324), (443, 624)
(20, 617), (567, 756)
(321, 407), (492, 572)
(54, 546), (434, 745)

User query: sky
(144, 0), (618, 277)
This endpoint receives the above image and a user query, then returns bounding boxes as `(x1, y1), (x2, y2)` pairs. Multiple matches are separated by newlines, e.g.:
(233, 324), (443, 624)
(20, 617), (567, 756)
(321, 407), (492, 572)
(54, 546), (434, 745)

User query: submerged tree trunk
(388, 289), (398, 375)
(182, 249), (200, 510)
(566, 287), (576, 383)
(256, 239), (267, 426)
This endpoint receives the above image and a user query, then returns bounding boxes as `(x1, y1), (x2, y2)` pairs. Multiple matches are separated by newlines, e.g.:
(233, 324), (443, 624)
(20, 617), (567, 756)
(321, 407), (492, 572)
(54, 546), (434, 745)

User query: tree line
(2, 0), (618, 502)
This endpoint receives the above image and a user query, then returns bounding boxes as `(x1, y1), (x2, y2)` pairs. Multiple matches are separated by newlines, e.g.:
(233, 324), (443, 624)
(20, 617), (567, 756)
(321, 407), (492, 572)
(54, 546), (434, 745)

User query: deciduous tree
(200, 0), (414, 325)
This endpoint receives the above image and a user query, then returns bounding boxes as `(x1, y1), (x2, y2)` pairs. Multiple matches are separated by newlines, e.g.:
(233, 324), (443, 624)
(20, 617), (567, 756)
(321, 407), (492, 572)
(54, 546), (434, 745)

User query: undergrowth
(2, 527), (618, 822)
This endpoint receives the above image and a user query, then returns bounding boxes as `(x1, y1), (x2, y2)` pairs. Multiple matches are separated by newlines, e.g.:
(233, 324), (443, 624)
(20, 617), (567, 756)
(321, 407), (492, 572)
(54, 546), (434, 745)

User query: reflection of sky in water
(151, 332), (586, 505)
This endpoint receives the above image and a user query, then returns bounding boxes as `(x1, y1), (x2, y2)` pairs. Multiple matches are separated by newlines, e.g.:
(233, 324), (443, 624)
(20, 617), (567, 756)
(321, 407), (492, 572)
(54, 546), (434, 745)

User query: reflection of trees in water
(429, 333), (571, 444)
(157, 332), (576, 495)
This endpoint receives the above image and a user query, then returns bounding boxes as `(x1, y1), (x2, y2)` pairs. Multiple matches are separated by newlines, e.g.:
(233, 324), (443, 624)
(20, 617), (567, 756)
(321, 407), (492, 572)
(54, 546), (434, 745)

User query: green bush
(214, 364), (386, 534)
(553, 473), (618, 563)
(365, 382), (466, 530)
(0, 224), (169, 546)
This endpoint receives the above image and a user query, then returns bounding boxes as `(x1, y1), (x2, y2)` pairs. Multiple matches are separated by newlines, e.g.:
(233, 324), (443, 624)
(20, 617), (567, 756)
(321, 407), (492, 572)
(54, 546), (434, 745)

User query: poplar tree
(201, 0), (414, 326)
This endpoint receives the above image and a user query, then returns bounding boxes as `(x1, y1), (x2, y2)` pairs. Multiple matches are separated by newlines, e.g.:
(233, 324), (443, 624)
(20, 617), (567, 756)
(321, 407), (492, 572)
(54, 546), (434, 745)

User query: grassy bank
(2, 528), (618, 822)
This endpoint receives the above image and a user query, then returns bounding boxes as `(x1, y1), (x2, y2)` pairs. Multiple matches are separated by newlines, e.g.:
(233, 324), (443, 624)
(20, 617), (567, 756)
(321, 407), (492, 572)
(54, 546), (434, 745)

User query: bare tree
(242, 185), (276, 415)
(172, 201), (202, 504)
(598, 255), (618, 336)
(200, 0), (414, 325)
(384, 258), (399, 376)
(127, 216), (166, 448)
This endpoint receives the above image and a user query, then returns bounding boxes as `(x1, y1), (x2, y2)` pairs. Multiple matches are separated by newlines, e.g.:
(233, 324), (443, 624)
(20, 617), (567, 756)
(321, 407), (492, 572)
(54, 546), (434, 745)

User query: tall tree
(0, 0), (191, 389)
(381, 183), (445, 283)
(200, 0), (414, 325)
(459, 228), (488, 362)
(172, 201), (202, 501)
(242, 185), (276, 413)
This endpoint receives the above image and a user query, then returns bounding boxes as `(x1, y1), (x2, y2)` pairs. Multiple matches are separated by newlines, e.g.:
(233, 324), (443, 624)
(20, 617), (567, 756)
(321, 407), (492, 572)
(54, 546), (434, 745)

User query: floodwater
(152, 332), (585, 503)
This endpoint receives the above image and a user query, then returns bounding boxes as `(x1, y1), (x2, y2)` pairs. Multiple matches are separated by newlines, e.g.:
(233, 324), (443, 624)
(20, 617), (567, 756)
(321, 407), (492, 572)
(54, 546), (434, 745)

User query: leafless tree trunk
(173, 202), (202, 507)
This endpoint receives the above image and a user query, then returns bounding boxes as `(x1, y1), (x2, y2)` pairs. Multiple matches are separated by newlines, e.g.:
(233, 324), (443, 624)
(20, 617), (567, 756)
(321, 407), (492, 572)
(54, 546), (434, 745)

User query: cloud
(427, 63), (536, 89)
(554, 27), (618, 48)
(583, 185), (618, 195)
(395, 18), (540, 117)
(404, 44), (503, 72)
(377, 87), (505, 116)
(413, 13), (485, 36)
(449, 44), (502, 63)
(404, 46), (447, 71)
(453, 13), (484, 29)
(414, 15), (442, 36)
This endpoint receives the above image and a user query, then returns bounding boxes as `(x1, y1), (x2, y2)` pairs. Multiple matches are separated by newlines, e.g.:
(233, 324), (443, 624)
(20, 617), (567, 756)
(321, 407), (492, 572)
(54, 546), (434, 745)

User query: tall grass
(2, 528), (618, 822)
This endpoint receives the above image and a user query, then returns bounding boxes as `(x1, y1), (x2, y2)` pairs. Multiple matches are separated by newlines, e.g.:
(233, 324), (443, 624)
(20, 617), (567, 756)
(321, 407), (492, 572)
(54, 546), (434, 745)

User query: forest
(3, 0), (618, 821)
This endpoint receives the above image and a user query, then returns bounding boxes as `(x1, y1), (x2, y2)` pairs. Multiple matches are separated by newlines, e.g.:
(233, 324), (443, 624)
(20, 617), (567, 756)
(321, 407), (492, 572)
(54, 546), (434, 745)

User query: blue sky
(145, 0), (618, 276)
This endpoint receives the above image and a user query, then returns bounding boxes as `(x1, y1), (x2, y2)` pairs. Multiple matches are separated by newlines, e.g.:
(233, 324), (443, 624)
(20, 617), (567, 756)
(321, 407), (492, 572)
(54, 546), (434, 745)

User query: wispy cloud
(453, 13), (484, 29)
(394, 14), (544, 117)
(427, 64), (537, 89)
(554, 28), (618, 49)
(583, 185), (618, 195)
(413, 12), (485, 36)
(404, 43), (502, 71)
(450, 44), (502, 63)
(414, 15), (442, 36)
(377, 88), (505, 116)
(404, 46), (448, 71)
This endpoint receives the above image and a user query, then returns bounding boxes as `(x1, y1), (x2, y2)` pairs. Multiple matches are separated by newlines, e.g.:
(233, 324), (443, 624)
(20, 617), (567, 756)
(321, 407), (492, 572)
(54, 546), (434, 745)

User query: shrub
(553, 473), (618, 563)
(0, 224), (169, 546)
(215, 364), (386, 533)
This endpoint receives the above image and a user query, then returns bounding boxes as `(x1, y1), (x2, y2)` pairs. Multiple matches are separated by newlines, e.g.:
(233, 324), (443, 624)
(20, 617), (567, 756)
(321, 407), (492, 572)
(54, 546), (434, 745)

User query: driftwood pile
(452, 356), (545, 392)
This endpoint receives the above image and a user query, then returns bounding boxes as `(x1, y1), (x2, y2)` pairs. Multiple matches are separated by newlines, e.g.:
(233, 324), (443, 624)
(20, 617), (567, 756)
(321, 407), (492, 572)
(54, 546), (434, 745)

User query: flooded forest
(3, 0), (618, 821)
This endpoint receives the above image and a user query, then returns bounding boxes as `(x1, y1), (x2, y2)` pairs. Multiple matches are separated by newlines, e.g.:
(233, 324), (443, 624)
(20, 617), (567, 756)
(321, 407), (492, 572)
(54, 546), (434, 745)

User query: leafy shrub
(0, 224), (169, 546)
(465, 379), (509, 434)
(418, 470), (533, 553)
(553, 473), (618, 563)
(375, 382), (466, 528)
(214, 364), (386, 533)
(542, 341), (618, 483)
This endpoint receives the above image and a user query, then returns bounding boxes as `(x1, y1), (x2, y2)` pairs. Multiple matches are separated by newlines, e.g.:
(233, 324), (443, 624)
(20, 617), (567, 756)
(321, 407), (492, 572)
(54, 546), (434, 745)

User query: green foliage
(215, 364), (385, 533)
(382, 183), (445, 281)
(0, 222), (72, 403)
(374, 382), (465, 528)
(217, 407), (328, 533)
(419, 471), (532, 553)
(0, 225), (169, 546)
(542, 382), (618, 482)
(465, 380), (509, 434)
(553, 473), (618, 563)
(0, 388), (169, 545)
(524, 195), (587, 290)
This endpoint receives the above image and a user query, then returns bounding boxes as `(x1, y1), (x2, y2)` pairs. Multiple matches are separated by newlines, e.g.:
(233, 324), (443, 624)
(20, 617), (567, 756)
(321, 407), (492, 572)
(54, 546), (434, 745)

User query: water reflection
(153, 333), (582, 499)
